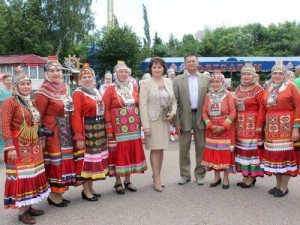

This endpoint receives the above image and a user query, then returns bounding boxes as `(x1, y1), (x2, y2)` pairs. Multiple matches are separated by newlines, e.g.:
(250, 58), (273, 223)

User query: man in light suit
(173, 53), (210, 185)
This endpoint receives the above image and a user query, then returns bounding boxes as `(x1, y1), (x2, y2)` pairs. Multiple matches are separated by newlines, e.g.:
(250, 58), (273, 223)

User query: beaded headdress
(241, 63), (256, 75)
(271, 61), (287, 75)
(210, 70), (225, 82)
(79, 63), (95, 78)
(45, 55), (62, 71)
(13, 66), (31, 85)
(114, 61), (130, 73)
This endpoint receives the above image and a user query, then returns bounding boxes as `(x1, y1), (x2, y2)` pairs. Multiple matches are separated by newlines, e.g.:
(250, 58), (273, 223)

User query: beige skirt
(144, 109), (170, 150)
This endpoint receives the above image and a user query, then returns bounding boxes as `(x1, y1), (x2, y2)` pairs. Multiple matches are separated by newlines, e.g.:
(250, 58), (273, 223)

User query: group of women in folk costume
(1, 58), (147, 224)
(201, 61), (300, 197)
(3, 56), (300, 224)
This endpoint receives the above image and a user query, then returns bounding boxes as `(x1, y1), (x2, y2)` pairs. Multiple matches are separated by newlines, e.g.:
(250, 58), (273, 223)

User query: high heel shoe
(153, 184), (163, 192)
(241, 178), (256, 188)
(236, 181), (245, 187)
(222, 183), (230, 189)
(47, 197), (68, 207)
(62, 198), (70, 204)
(92, 193), (102, 198)
(81, 191), (98, 201)
(210, 178), (221, 187)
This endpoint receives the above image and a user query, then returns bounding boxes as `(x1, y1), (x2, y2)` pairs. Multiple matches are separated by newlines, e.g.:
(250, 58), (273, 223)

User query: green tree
(3, 0), (52, 55)
(142, 4), (151, 48)
(41, 0), (95, 56)
(167, 34), (181, 56)
(0, 0), (7, 54)
(153, 32), (163, 46)
(176, 34), (201, 56)
(96, 25), (141, 76)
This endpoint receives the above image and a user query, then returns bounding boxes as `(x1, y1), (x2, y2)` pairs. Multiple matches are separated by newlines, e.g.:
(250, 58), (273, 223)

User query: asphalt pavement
(1, 140), (300, 225)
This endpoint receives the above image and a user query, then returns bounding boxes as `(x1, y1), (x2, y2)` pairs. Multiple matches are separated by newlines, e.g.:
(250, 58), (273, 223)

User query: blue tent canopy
(141, 56), (300, 73)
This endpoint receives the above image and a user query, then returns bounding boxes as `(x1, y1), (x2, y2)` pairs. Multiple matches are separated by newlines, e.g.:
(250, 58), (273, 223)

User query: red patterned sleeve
(34, 93), (50, 120)
(1, 99), (16, 151)
(202, 94), (213, 129)
(256, 90), (266, 128)
(221, 92), (236, 130)
(71, 91), (84, 140)
(102, 86), (114, 134)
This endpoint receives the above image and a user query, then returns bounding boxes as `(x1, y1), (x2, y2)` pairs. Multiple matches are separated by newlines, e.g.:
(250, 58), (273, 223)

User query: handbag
(162, 105), (171, 121)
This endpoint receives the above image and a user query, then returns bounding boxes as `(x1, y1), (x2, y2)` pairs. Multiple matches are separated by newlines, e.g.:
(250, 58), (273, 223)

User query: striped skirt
(261, 111), (298, 176)
(235, 111), (264, 177)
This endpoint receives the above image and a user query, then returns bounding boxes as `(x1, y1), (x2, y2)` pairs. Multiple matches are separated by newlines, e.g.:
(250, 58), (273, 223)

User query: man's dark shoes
(19, 211), (36, 224)
(28, 207), (44, 216)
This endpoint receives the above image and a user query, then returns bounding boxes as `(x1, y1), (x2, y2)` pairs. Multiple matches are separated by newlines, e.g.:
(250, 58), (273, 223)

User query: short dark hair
(2, 74), (13, 80)
(184, 53), (198, 61)
(148, 57), (167, 76)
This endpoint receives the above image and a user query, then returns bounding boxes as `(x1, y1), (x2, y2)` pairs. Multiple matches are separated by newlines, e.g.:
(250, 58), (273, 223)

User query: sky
(92, 0), (300, 42)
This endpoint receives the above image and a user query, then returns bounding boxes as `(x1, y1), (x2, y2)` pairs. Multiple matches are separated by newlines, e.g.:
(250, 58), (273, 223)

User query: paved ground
(1, 140), (300, 225)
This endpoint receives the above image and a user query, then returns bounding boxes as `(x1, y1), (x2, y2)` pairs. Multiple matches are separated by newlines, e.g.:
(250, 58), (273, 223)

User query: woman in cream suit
(139, 57), (177, 192)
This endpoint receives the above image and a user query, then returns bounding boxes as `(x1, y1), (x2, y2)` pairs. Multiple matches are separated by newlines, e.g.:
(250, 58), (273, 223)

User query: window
(29, 66), (38, 79)
(0, 66), (5, 72)
(22, 67), (29, 75)
(38, 67), (45, 79)
(7, 66), (12, 74)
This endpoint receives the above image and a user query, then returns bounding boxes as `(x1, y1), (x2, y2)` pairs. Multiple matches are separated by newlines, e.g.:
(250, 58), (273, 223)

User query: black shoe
(241, 179), (256, 188)
(81, 191), (98, 201)
(236, 181), (245, 187)
(274, 189), (289, 197)
(210, 178), (221, 187)
(268, 187), (279, 195)
(114, 183), (125, 195)
(62, 199), (70, 204)
(124, 182), (137, 192)
(47, 197), (68, 207)
(222, 183), (230, 189)
(92, 193), (102, 198)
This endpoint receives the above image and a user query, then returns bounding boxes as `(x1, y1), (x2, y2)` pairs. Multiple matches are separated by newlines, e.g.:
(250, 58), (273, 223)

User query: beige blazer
(173, 71), (210, 131)
(139, 77), (177, 129)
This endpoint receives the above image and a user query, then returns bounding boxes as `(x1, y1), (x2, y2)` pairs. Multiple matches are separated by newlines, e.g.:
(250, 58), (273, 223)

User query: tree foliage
(142, 4), (151, 48)
(96, 25), (142, 76)
(0, 0), (94, 57)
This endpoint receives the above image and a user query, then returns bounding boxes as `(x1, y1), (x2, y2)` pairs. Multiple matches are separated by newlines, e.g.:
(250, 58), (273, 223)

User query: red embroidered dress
(201, 91), (236, 172)
(261, 82), (300, 176)
(2, 97), (49, 208)
(35, 81), (76, 194)
(235, 84), (265, 177)
(72, 88), (109, 181)
(102, 83), (147, 176)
